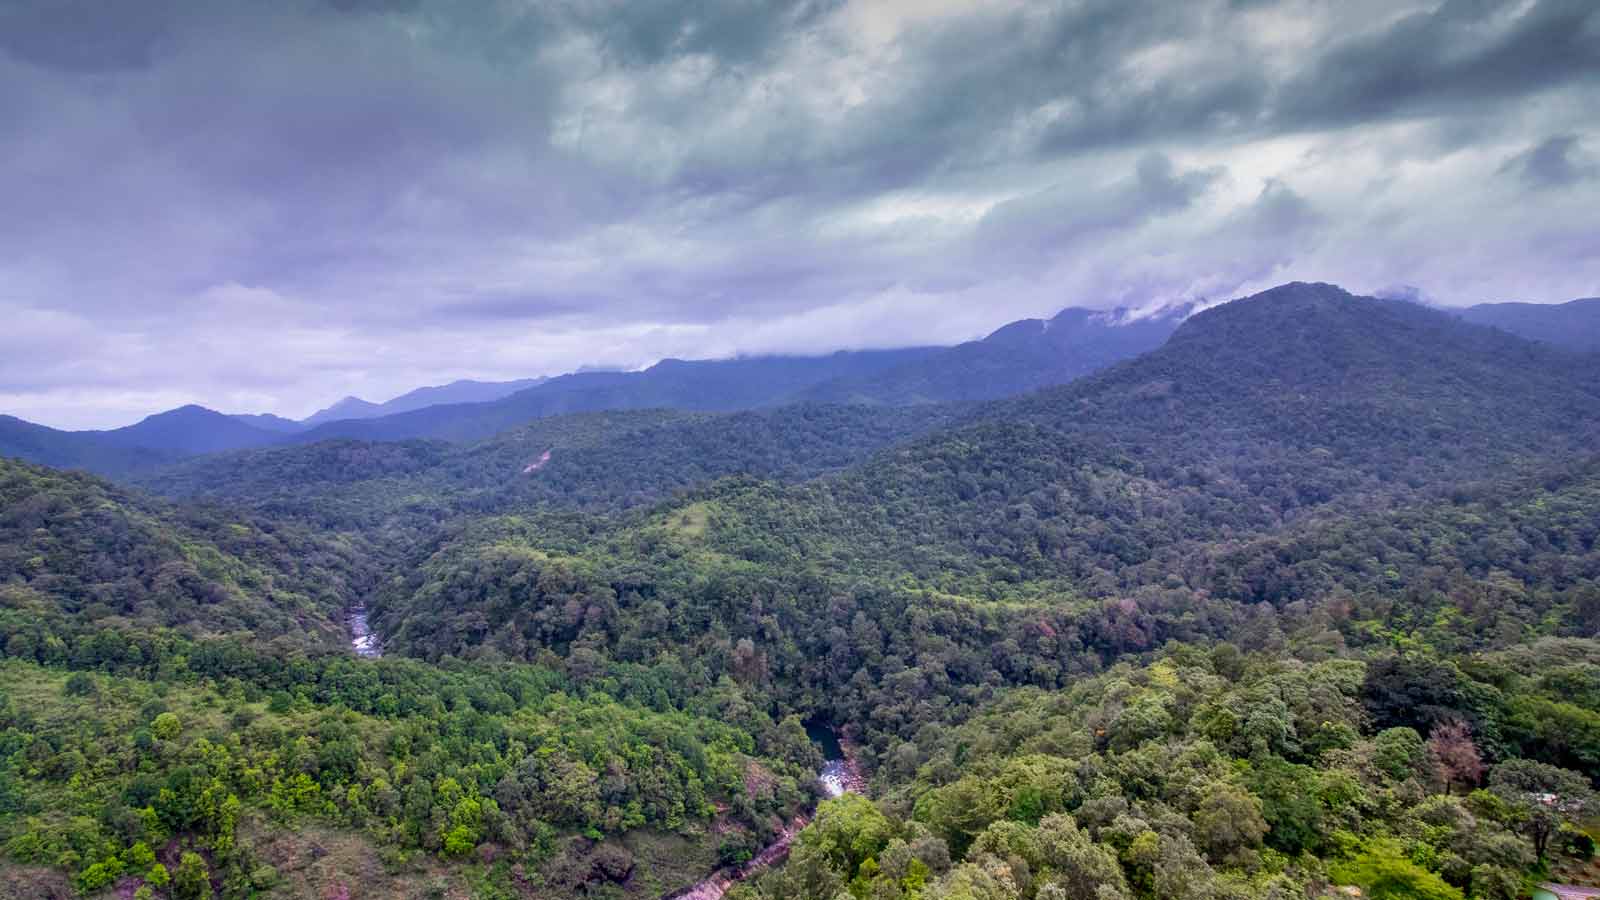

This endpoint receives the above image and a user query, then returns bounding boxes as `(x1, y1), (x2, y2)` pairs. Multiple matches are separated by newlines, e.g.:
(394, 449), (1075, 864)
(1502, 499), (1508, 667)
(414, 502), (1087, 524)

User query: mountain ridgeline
(300, 376), (552, 426)
(283, 348), (947, 444)
(1457, 296), (1600, 352)
(4, 282), (1600, 900)
(802, 302), (1191, 405)
(0, 301), (1198, 476)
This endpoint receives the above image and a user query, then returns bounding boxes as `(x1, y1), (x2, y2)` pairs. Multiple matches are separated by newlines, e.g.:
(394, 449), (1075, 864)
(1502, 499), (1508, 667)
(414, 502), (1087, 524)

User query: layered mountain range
(6, 291), (1593, 481)
(4, 282), (1600, 900)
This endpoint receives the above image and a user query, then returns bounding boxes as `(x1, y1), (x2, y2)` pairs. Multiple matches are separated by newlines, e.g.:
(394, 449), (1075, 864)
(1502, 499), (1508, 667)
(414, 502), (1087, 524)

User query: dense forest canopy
(3, 283), (1600, 899)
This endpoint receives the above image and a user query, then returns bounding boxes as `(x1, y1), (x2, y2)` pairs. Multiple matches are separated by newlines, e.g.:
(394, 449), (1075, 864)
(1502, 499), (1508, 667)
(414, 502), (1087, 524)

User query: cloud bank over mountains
(1, 0), (1596, 426)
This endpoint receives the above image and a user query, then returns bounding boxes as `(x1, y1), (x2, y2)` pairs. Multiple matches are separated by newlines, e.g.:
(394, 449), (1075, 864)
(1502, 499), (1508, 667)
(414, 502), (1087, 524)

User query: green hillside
(5, 284), (1600, 899)
(0, 457), (365, 647)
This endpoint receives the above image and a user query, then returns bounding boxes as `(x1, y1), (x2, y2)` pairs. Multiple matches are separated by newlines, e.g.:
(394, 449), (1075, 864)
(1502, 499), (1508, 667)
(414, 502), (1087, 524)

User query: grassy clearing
(667, 502), (712, 539)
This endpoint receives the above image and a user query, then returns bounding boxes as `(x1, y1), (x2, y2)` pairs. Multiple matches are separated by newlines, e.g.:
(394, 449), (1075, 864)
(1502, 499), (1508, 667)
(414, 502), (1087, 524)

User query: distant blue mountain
(1458, 298), (1600, 352)
(799, 302), (1194, 405)
(287, 349), (943, 444)
(91, 405), (281, 455)
(302, 377), (550, 425)
(229, 413), (308, 433)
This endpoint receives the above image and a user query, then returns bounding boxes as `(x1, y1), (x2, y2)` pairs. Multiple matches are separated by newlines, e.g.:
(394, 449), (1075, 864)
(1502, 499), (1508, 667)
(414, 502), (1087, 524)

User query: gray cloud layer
(1, 0), (1597, 427)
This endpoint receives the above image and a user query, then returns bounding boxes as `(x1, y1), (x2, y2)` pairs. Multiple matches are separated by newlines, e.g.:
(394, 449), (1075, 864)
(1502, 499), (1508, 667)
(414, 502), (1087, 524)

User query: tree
(1246, 757), (1324, 854)
(63, 671), (96, 697)
(1428, 720), (1484, 792)
(1192, 782), (1267, 865)
(915, 776), (1003, 857)
(173, 851), (211, 900)
(801, 794), (894, 881)
(1033, 814), (1129, 900)
(1373, 727), (1427, 781)
(151, 712), (181, 741)
(1488, 759), (1596, 859)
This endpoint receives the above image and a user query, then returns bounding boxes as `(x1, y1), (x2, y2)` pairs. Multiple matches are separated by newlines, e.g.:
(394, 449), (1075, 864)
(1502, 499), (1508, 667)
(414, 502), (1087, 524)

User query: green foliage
(0, 641), (814, 896)
(173, 850), (210, 899)
(1374, 727), (1427, 781)
(801, 795), (894, 881)
(1487, 757), (1597, 859)
(0, 457), (366, 647)
(6, 283), (1600, 900)
(738, 642), (1573, 900)
(1330, 842), (1464, 900)
(62, 671), (95, 697)
(151, 711), (181, 740)
(147, 861), (170, 886)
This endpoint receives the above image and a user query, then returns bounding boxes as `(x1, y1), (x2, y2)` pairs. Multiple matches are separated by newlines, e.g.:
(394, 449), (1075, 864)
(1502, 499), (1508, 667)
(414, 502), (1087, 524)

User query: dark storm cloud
(971, 153), (1224, 263)
(578, 0), (841, 66)
(1276, 0), (1600, 127)
(0, 0), (182, 71)
(0, 0), (1596, 427)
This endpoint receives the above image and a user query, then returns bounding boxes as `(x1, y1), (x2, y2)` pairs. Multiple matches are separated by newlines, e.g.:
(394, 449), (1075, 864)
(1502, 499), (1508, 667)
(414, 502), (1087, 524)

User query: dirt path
(522, 449), (552, 473)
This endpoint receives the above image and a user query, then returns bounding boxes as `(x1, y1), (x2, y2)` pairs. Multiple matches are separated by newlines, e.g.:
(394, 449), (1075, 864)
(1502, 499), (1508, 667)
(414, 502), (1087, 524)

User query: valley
(7, 2), (1598, 896)
(2, 284), (1600, 900)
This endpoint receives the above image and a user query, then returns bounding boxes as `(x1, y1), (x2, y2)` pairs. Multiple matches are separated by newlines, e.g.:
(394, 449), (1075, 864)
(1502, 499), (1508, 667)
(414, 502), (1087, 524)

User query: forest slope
(0, 457), (366, 647)
(655, 283), (1600, 594)
(131, 404), (963, 532)
(366, 285), (1600, 739)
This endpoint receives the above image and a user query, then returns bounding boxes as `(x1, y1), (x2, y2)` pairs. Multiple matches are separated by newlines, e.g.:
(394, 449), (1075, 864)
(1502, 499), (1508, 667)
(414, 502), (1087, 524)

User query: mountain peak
(302, 395), (384, 426)
(1241, 280), (1352, 305)
(94, 403), (277, 455)
(135, 404), (229, 424)
(1170, 282), (1371, 343)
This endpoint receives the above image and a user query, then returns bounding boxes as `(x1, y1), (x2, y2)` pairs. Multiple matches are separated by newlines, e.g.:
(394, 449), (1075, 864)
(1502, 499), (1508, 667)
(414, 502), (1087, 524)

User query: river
(669, 724), (862, 900)
(348, 605), (381, 658)
(807, 720), (866, 798)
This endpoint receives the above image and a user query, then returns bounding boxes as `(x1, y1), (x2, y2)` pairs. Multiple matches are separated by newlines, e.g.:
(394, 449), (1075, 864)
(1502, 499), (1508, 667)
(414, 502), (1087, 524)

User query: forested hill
(336, 285), (1600, 900)
(0, 415), (181, 477)
(602, 283), (1600, 595)
(367, 281), (1600, 693)
(301, 376), (550, 426)
(0, 350), (943, 475)
(6, 281), (1600, 900)
(1012, 282), (1600, 457)
(0, 406), (287, 478)
(129, 403), (964, 531)
(0, 457), (365, 647)
(91, 405), (283, 455)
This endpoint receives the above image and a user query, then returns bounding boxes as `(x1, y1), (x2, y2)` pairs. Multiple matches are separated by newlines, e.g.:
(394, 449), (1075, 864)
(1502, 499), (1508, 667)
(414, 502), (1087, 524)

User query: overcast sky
(2, 0), (1597, 428)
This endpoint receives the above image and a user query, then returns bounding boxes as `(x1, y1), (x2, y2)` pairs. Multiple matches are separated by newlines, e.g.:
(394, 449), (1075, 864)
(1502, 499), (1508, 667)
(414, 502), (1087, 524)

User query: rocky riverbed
(668, 728), (863, 900)
(348, 606), (380, 658)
